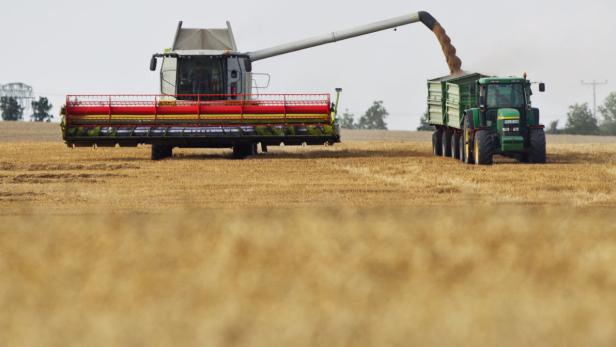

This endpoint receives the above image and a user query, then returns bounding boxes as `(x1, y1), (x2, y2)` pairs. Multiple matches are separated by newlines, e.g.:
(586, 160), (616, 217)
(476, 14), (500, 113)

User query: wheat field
(1, 123), (616, 346)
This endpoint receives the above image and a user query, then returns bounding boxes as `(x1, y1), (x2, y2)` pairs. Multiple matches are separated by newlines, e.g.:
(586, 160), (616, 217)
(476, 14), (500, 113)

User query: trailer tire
(151, 144), (173, 160)
(432, 129), (443, 156)
(451, 131), (460, 159)
(527, 128), (546, 163)
(459, 132), (465, 162)
(233, 143), (256, 159)
(441, 128), (452, 157)
(474, 130), (494, 165)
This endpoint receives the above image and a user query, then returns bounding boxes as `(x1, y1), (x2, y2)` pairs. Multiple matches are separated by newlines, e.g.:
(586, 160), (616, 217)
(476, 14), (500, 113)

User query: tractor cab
(478, 78), (534, 128)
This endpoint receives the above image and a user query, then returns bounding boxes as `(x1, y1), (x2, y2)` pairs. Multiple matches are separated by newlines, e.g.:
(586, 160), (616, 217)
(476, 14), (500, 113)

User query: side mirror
(244, 59), (253, 73)
(149, 56), (158, 71)
(539, 82), (546, 92)
(479, 95), (486, 109)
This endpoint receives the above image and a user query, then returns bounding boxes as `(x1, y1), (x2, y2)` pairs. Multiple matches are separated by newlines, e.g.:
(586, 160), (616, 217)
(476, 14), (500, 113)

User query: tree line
(339, 101), (389, 130)
(547, 92), (616, 136)
(0, 96), (53, 122)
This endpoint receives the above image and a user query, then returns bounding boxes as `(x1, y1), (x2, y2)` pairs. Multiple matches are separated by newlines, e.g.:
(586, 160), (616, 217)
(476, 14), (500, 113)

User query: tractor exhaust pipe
(246, 11), (461, 74)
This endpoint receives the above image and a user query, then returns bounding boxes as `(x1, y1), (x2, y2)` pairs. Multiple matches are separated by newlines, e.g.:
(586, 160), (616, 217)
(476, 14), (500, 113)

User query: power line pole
(581, 80), (608, 117)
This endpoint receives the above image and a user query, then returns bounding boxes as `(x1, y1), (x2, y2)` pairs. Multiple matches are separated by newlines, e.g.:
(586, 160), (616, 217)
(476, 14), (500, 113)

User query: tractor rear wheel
(432, 129), (443, 156)
(233, 143), (257, 159)
(451, 131), (460, 159)
(474, 130), (494, 165)
(463, 119), (474, 164)
(526, 128), (547, 163)
(151, 144), (173, 160)
(441, 128), (452, 157)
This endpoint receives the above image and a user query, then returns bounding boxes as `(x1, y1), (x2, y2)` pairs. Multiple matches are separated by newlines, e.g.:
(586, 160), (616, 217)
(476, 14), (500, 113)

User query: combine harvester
(427, 73), (547, 165)
(62, 11), (454, 160)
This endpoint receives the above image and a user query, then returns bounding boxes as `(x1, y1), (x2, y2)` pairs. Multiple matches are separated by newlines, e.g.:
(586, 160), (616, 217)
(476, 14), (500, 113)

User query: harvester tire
(451, 131), (460, 159)
(151, 145), (173, 160)
(441, 128), (452, 157)
(473, 130), (494, 165)
(233, 143), (256, 159)
(432, 129), (443, 156)
(527, 128), (547, 163)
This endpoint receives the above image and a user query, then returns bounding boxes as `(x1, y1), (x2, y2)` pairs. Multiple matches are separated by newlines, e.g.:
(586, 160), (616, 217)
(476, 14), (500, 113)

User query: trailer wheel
(526, 128), (546, 163)
(432, 129), (443, 156)
(441, 128), (452, 157)
(151, 144), (173, 160)
(232, 143), (256, 159)
(451, 132), (460, 159)
(474, 130), (494, 165)
(458, 133), (465, 162)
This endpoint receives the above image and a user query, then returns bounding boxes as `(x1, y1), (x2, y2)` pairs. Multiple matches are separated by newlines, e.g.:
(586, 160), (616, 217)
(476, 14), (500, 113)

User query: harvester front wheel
(526, 128), (546, 163)
(151, 144), (173, 160)
(432, 129), (443, 156)
(441, 128), (452, 157)
(232, 143), (257, 159)
(474, 130), (494, 165)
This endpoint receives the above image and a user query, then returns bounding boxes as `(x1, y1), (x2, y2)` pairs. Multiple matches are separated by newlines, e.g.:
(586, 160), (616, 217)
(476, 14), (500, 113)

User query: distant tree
(31, 97), (53, 122)
(357, 101), (388, 130)
(598, 92), (616, 122)
(339, 109), (356, 129)
(1, 96), (24, 121)
(417, 111), (433, 131)
(565, 103), (599, 135)
(599, 92), (616, 136)
(547, 120), (559, 134)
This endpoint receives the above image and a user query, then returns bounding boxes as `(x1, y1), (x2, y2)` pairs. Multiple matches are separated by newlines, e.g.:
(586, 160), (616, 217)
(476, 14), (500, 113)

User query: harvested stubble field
(1, 122), (616, 346)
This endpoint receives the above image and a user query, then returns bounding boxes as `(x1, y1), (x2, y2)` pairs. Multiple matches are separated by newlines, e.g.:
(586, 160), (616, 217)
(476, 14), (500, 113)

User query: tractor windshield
(486, 83), (525, 108)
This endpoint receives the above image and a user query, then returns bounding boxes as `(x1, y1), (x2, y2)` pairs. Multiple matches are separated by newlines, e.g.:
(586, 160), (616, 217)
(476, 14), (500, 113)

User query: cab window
(176, 57), (225, 96)
(486, 83), (525, 108)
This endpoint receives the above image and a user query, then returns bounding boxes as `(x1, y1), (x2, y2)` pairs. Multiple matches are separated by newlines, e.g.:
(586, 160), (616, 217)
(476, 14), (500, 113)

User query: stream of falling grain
(432, 22), (463, 74)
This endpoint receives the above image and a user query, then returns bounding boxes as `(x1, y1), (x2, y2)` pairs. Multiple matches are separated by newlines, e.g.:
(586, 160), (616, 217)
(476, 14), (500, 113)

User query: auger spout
(245, 11), (460, 73)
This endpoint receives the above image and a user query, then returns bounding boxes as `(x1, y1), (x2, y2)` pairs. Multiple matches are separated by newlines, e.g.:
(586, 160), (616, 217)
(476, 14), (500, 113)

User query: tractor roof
(479, 77), (527, 84)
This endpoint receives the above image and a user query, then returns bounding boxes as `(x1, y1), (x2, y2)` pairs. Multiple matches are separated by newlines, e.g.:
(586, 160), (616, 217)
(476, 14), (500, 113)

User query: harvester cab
(149, 21), (254, 99)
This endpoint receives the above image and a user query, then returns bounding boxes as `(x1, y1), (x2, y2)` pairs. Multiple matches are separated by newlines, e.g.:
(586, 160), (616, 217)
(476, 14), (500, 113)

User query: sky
(1, 0), (615, 130)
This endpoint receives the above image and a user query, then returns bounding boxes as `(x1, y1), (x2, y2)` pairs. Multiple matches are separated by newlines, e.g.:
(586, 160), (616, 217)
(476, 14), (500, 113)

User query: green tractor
(427, 73), (546, 165)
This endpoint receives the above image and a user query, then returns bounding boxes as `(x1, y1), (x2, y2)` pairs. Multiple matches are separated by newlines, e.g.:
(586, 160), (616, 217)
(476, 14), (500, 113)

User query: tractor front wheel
(526, 128), (547, 163)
